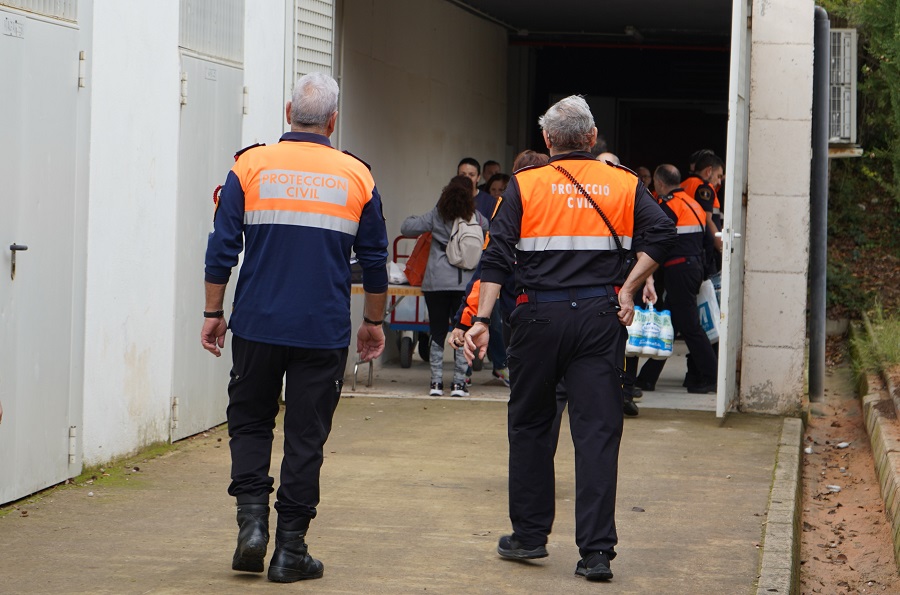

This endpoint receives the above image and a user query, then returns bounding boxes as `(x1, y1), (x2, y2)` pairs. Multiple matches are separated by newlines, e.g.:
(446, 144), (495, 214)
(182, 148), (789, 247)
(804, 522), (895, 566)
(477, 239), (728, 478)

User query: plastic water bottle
(626, 307), (645, 356)
(655, 310), (674, 359)
(641, 304), (660, 357)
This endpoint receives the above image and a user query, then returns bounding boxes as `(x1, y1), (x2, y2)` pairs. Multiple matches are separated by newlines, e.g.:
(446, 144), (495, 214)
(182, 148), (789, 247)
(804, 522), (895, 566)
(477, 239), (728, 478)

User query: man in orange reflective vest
(636, 165), (718, 394)
(202, 72), (388, 583)
(464, 96), (675, 582)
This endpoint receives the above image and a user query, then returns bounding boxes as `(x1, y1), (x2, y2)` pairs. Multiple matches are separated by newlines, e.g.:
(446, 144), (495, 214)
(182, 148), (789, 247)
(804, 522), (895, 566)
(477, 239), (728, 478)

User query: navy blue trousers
(506, 294), (625, 558)
(226, 335), (347, 530)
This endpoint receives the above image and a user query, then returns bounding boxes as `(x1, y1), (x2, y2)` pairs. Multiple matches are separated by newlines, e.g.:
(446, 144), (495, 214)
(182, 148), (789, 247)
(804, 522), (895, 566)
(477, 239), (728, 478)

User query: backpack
(404, 232), (431, 286)
(445, 215), (484, 270)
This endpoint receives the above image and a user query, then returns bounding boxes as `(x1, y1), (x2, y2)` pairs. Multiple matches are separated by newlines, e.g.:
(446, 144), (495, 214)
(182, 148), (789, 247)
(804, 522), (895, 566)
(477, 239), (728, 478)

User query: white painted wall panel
(741, 0), (815, 415)
(179, 0), (243, 63)
(82, 2), (181, 463)
(339, 0), (506, 373)
(0, 0), (76, 21)
(340, 0), (507, 244)
(242, 0), (286, 145)
(295, 0), (333, 76)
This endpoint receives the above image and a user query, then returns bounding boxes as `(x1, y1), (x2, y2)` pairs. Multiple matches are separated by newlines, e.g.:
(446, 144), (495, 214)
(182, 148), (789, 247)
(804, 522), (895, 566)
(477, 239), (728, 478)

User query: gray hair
(290, 72), (340, 128)
(538, 95), (595, 152)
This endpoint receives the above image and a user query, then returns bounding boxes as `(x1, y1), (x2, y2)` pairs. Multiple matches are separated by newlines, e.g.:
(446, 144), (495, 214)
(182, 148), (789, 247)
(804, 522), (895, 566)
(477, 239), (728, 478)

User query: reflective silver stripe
(676, 225), (703, 234)
(245, 210), (359, 235)
(258, 169), (350, 206)
(712, 207), (721, 215)
(517, 235), (633, 251)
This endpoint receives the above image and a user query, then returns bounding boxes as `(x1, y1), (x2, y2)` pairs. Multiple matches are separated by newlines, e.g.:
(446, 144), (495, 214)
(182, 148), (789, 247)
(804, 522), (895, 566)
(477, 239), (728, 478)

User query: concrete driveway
(0, 390), (782, 594)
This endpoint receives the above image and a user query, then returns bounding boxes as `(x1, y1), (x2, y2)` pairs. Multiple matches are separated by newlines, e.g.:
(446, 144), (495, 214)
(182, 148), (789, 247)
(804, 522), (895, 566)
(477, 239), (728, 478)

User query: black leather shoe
(687, 382), (717, 394)
(682, 373), (701, 388)
(635, 379), (656, 392)
(623, 399), (639, 417)
(232, 503), (269, 573)
(497, 535), (548, 560)
(631, 387), (643, 401)
(575, 551), (613, 581)
(267, 528), (324, 582)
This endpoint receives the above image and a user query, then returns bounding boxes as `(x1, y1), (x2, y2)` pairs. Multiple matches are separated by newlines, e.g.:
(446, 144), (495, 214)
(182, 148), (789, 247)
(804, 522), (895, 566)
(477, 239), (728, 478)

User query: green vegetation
(0, 440), (182, 517)
(820, 0), (900, 317)
(852, 303), (900, 379)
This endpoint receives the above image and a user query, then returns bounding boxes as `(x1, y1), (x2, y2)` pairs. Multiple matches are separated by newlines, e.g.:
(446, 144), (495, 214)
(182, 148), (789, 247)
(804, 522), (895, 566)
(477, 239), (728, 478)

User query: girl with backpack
(401, 176), (489, 397)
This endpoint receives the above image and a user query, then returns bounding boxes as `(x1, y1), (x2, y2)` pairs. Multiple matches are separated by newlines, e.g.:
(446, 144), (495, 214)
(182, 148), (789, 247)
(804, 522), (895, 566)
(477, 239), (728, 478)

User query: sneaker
(575, 552), (613, 581)
(492, 368), (511, 388)
(450, 382), (469, 397)
(429, 382), (443, 396)
(497, 535), (548, 560)
(623, 398), (639, 417)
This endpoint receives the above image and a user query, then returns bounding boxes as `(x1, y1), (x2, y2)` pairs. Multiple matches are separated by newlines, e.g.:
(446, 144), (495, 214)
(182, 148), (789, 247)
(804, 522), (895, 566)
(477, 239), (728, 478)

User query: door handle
(9, 243), (27, 280)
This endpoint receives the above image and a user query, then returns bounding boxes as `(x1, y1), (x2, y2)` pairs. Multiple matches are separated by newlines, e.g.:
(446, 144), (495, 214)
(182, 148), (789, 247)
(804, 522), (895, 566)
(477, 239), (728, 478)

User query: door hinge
(180, 72), (188, 105)
(171, 396), (179, 431)
(78, 51), (86, 88)
(243, 86), (249, 115)
(68, 426), (77, 464)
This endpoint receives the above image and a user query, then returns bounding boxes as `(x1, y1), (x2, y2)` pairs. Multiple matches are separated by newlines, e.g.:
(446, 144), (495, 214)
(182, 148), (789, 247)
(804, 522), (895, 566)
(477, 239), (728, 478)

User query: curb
(856, 317), (900, 569)
(860, 392), (900, 569)
(756, 417), (803, 595)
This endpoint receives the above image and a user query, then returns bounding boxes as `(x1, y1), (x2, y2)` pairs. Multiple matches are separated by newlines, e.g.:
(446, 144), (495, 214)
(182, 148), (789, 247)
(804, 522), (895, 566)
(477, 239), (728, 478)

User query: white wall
(740, 0), (815, 415)
(338, 0), (507, 370)
(82, 2), (181, 463)
(243, 0), (288, 145)
(339, 0), (507, 243)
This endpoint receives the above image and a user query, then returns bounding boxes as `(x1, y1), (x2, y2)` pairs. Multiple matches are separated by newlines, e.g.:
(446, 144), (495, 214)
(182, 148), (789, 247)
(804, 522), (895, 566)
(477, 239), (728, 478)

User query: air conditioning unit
(829, 28), (857, 144)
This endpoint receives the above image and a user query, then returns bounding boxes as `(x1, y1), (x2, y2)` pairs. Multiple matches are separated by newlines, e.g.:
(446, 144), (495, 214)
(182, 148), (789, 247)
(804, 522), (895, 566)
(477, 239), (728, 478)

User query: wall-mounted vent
(295, 0), (334, 79)
(0, 0), (77, 22)
(830, 28), (857, 144)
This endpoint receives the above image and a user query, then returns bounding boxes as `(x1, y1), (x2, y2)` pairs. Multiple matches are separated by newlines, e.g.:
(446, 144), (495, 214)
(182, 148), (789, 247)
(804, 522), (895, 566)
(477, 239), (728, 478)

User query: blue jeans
(488, 305), (507, 370)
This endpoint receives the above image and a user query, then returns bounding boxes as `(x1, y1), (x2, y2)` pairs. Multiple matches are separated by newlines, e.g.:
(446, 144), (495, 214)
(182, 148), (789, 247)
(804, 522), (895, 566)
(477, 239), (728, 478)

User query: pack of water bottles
(625, 303), (674, 359)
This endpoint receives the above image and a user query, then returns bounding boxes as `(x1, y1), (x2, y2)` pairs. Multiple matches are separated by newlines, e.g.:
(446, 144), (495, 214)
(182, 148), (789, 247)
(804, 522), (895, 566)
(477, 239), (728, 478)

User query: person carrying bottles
(635, 164), (718, 394)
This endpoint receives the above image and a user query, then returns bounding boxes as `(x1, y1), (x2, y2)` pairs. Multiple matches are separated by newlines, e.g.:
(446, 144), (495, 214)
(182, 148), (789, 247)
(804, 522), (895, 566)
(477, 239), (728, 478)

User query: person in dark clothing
(635, 164), (718, 394)
(201, 72), (388, 582)
(464, 95), (675, 582)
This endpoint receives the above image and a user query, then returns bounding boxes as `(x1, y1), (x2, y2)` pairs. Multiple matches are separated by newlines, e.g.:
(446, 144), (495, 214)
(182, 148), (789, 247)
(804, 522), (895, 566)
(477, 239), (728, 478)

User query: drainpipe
(809, 7), (830, 403)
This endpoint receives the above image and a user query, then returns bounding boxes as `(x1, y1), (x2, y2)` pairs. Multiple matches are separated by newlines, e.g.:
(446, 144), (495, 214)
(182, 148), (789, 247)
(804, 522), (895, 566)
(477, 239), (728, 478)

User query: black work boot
(267, 528), (324, 582)
(232, 503), (269, 573)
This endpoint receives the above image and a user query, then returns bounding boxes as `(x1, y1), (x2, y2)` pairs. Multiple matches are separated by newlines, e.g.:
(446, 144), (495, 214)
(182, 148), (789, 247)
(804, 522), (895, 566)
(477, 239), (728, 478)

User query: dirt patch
(799, 364), (900, 594)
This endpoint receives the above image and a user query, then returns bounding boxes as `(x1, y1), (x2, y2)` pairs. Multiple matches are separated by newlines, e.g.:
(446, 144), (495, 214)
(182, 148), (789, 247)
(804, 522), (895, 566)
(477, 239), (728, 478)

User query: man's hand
(463, 324), (489, 365)
(617, 291), (635, 327)
(357, 323), (385, 363)
(449, 327), (467, 350)
(201, 317), (228, 357)
(642, 277), (658, 305)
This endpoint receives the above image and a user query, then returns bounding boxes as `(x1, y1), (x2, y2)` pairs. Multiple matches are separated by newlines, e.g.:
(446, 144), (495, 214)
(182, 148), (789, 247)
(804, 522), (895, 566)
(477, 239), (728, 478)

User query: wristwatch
(471, 316), (491, 326)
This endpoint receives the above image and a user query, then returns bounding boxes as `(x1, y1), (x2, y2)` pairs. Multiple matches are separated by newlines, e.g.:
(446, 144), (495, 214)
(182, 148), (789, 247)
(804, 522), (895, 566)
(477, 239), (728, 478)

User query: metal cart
(389, 235), (430, 368)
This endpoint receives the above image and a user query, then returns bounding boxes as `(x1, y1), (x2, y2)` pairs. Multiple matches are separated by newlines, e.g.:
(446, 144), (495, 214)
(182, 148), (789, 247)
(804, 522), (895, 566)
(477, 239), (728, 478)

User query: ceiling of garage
(447, 0), (732, 46)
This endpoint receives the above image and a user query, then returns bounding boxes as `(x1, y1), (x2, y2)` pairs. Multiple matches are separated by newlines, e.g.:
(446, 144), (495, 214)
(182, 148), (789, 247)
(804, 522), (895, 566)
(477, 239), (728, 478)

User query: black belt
(517, 285), (612, 305)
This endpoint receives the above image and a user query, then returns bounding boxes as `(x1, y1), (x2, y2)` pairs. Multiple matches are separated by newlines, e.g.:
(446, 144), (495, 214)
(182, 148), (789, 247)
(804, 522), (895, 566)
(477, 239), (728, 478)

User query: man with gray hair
(464, 95), (675, 581)
(202, 71), (388, 582)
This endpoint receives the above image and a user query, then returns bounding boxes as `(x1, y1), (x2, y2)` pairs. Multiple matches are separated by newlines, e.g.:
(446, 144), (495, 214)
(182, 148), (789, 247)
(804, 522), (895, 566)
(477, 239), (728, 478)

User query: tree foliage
(819, 0), (900, 316)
